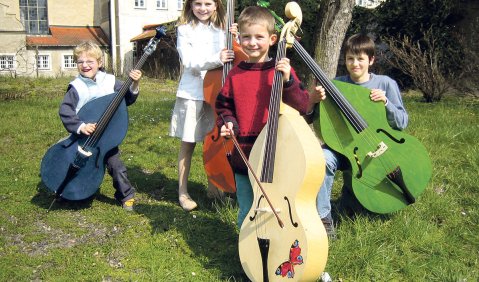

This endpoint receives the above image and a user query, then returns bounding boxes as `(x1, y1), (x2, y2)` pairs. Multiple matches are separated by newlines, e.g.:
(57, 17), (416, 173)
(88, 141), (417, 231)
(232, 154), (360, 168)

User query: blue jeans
(316, 146), (340, 220)
(235, 173), (253, 228)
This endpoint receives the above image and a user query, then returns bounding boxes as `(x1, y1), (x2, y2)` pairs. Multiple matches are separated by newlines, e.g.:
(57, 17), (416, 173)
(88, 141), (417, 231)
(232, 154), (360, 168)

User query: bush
(381, 28), (449, 102)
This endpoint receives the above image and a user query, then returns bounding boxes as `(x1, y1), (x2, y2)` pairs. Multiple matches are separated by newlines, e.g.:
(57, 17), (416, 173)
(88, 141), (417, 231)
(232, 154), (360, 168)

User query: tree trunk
(310, 0), (355, 84)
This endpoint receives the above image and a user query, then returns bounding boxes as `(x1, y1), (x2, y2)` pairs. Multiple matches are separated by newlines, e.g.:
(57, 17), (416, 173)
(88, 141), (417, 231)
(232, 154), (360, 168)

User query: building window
(19, 0), (49, 34)
(37, 54), (50, 70)
(135, 0), (146, 8)
(0, 55), (15, 70)
(177, 0), (183, 10)
(63, 55), (75, 69)
(156, 0), (167, 9)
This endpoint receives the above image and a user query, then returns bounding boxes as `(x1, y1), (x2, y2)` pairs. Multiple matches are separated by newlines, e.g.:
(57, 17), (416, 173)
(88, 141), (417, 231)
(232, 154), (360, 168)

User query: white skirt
(169, 97), (215, 143)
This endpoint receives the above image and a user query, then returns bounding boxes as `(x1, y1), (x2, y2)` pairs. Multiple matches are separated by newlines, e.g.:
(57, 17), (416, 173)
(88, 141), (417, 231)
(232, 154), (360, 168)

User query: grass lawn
(0, 76), (477, 281)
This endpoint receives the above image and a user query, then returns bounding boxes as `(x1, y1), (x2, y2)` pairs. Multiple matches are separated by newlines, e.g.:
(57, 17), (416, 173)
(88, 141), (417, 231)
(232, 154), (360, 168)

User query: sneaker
(122, 198), (135, 211)
(320, 272), (333, 282)
(321, 218), (337, 240)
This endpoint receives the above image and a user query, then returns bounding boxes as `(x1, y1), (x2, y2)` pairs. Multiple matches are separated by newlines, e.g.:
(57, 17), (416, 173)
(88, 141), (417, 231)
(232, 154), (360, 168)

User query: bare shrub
(381, 28), (449, 102)
(450, 18), (479, 97)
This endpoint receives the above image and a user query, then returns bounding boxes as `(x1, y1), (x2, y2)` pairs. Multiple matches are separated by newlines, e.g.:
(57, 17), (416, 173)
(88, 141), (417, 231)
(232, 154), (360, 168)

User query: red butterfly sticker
(275, 239), (303, 278)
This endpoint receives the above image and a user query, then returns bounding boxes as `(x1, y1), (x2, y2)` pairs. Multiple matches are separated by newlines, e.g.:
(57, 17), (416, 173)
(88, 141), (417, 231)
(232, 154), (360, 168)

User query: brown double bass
(202, 0), (248, 193)
(238, 3), (328, 281)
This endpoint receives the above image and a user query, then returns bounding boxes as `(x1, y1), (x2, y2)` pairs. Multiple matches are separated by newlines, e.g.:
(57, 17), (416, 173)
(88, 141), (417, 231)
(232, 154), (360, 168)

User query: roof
(26, 26), (109, 47)
(130, 28), (158, 42)
(130, 20), (177, 42)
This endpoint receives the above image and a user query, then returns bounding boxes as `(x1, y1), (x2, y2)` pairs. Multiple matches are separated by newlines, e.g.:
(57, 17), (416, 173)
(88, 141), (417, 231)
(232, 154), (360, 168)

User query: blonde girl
(169, 0), (236, 211)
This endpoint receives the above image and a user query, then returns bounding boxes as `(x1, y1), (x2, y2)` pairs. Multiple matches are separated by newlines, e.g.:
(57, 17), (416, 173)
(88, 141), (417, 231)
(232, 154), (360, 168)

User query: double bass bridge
(366, 141), (388, 158)
(255, 207), (281, 213)
(77, 145), (93, 157)
(249, 195), (282, 222)
(354, 141), (388, 178)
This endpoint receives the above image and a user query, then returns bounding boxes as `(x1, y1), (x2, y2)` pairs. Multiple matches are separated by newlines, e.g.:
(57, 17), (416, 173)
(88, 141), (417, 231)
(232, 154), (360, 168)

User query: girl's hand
(220, 49), (235, 64)
(370, 89), (387, 104)
(220, 122), (234, 138)
(276, 58), (291, 83)
(230, 23), (239, 39)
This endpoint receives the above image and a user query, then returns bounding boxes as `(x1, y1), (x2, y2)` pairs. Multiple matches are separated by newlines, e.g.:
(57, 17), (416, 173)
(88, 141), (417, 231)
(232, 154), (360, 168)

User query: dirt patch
(3, 212), (122, 256)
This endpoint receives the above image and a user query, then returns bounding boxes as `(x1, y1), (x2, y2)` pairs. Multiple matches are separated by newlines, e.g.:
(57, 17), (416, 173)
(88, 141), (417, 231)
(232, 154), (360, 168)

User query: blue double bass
(40, 27), (166, 205)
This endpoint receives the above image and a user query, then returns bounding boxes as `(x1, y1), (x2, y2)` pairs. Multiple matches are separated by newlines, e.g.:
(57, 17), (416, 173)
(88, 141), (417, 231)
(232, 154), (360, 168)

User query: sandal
(179, 194), (197, 212)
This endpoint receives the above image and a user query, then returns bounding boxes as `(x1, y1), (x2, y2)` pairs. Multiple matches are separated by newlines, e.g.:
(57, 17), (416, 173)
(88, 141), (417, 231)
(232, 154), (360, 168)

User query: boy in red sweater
(215, 6), (325, 228)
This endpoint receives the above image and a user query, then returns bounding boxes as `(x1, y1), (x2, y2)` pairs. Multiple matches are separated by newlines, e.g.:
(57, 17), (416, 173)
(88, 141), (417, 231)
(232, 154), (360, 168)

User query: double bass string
(218, 0), (235, 155)
(291, 40), (399, 179)
(253, 38), (289, 238)
(222, 0), (234, 85)
(292, 41), (367, 133)
(219, 114), (284, 229)
(261, 38), (287, 183)
(82, 51), (149, 150)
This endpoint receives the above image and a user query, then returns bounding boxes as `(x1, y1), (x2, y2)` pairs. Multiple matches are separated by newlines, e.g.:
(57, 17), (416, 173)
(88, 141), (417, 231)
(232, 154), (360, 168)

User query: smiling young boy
(316, 33), (409, 238)
(59, 41), (142, 211)
(215, 6), (325, 228)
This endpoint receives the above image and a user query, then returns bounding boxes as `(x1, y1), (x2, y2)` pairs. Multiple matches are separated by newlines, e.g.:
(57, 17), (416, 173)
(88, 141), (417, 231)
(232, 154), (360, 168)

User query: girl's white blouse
(176, 22), (225, 100)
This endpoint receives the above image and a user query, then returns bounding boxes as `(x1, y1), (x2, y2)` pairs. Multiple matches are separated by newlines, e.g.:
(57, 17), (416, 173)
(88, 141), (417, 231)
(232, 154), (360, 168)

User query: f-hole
(353, 147), (363, 178)
(284, 196), (298, 227)
(249, 195), (265, 221)
(377, 128), (405, 144)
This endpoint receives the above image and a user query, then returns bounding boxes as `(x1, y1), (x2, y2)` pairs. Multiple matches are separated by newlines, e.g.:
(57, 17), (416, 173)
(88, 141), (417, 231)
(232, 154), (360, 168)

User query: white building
(0, 0), (111, 77)
(111, 0), (183, 74)
(0, 0), (182, 77)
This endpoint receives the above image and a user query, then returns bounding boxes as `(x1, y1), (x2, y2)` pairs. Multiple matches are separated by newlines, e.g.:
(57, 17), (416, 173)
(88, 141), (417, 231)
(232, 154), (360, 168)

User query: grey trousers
(105, 147), (135, 203)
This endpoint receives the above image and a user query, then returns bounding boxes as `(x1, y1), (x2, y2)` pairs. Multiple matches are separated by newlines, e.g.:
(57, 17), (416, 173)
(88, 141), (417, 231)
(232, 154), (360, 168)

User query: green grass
(0, 77), (478, 281)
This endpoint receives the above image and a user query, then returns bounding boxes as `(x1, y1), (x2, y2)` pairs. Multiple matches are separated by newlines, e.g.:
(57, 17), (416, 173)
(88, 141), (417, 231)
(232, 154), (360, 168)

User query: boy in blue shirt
(317, 34), (408, 237)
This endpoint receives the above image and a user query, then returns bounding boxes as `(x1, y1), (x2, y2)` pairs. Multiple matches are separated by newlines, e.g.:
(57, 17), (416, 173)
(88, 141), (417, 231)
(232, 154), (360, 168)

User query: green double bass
(259, 0), (432, 213)
(292, 41), (432, 214)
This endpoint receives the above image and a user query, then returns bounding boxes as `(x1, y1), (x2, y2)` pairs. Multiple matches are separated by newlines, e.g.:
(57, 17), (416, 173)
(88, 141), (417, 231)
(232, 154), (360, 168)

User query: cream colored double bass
(238, 3), (328, 281)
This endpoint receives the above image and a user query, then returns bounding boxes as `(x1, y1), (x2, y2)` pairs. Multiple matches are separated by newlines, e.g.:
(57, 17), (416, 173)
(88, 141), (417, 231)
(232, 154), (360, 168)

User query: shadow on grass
(331, 184), (392, 231)
(31, 165), (246, 280)
(32, 182), (97, 211)
(127, 165), (247, 280)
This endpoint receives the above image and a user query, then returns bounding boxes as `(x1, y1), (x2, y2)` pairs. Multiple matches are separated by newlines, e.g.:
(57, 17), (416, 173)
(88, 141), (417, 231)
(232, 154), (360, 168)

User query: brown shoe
(179, 194), (197, 212)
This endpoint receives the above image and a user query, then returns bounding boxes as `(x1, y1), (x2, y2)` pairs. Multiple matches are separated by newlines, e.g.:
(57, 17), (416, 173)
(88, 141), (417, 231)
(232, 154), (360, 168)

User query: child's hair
(344, 33), (375, 59)
(238, 6), (275, 35)
(178, 0), (225, 29)
(73, 41), (103, 62)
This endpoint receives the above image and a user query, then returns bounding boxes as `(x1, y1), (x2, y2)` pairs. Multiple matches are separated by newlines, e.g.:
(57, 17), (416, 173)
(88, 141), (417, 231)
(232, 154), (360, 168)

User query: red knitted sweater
(215, 59), (311, 175)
